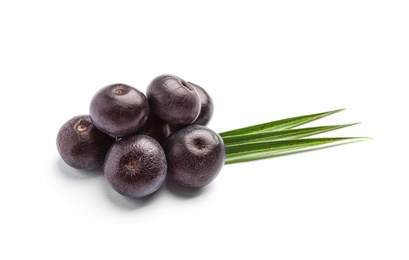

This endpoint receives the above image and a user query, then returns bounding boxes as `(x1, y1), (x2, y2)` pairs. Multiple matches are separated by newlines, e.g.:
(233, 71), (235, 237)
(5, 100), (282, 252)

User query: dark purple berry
(104, 135), (167, 198)
(146, 74), (201, 127)
(56, 115), (114, 170)
(139, 114), (175, 146)
(90, 83), (149, 137)
(189, 82), (214, 126)
(164, 125), (225, 188)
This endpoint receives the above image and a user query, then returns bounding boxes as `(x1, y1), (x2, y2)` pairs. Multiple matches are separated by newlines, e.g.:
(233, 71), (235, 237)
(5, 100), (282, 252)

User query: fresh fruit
(104, 135), (167, 198)
(139, 114), (175, 145)
(164, 125), (225, 188)
(57, 74), (366, 202)
(89, 83), (149, 137)
(189, 82), (214, 126)
(56, 115), (114, 170)
(146, 74), (201, 127)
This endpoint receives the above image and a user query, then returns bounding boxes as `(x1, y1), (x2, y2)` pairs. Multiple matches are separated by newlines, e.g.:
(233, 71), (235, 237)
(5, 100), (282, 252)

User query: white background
(1, 1), (408, 259)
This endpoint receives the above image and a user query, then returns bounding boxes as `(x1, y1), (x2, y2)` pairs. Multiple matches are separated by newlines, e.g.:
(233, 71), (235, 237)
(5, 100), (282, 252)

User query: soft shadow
(56, 157), (165, 210)
(56, 158), (103, 179)
(101, 179), (165, 210)
(165, 179), (207, 199)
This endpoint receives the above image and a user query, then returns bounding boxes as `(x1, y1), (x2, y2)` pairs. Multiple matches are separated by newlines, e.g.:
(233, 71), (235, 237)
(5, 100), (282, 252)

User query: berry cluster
(56, 74), (225, 198)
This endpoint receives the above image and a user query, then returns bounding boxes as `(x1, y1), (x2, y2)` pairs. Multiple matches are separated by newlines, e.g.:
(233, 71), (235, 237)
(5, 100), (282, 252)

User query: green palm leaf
(219, 108), (345, 137)
(223, 123), (358, 145)
(224, 137), (369, 164)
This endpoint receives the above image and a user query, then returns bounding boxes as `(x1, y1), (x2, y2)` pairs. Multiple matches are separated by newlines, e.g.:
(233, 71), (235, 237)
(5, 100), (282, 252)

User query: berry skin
(146, 74), (201, 127)
(90, 83), (149, 137)
(139, 114), (175, 146)
(56, 115), (114, 170)
(104, 135), (167, 198)
(164, 125), (225, 188)
(189, 82), (214, 126)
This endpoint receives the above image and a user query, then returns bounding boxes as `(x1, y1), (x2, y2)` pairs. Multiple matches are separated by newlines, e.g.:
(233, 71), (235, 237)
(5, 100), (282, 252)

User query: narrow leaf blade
(223, 123), (358, 145)
(219, 108), (345, 137)
(224, 137), (369, 164)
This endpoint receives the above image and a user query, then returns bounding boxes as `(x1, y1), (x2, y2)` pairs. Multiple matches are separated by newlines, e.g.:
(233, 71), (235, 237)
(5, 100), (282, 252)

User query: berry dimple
(146, 74), (201, 127)
(164, 125), (225, 188)
(90, 83), (149, 137)
(56, 115), (114, 170)
(104, 135), (167, 198)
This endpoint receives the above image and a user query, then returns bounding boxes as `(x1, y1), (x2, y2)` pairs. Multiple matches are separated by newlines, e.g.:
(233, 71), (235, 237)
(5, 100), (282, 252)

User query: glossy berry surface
(56, 115), (114, 170)
(104, 135), (167, 198)
(139, 114), (175, 146)
(164, 125), (225, 188)
(146, 74), (201, 127)
(90, 83), (149, 137)
(189, 82), (214, 126)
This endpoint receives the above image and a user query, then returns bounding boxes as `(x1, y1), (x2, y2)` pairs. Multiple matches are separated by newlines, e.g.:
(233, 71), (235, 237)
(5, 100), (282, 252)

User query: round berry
(90, 83), (149, 137)
(56, 115), (114, 170)
(139, 114), (175, 146)
(189, 82), (214, 126)
(164, 125), (225, 188)
(104, 135), (167, 198)
(146, 74), (201, 127)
